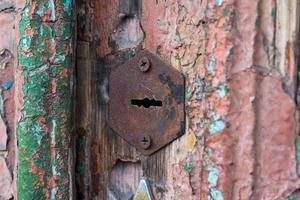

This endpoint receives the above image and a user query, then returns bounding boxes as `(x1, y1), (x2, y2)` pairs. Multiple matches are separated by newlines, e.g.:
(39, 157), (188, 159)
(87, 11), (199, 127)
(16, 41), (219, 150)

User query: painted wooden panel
(75, 0), (300, 199)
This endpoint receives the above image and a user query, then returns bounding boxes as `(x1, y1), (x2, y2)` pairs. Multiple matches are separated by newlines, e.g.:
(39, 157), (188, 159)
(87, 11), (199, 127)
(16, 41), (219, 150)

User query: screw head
(138, 57), (151, 72)
(140, 135), (151, 149)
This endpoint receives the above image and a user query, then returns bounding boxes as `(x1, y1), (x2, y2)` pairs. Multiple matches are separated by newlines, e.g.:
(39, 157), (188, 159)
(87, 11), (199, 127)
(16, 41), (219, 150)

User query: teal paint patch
(223, 6), (229, 17)
(206, 147), (213, 157)
(271, 9), (276, 21)
(215, 0), (223, 6)
(50, 187), (56, 200)
(32, 123), (45, 145)
(206, 166), (219, 187)
(208, 57), (216, 72)
(3, 80), (13, 90)
(175, 55), (182, 62)
(285, 194), (295, 200)
(36, 1), (56, 21)
(206, 165), (224, 200)
(212, 113), (221, 121)
(63, 0), (72, 11)
(226, 48), (233, 58)
(196, 93), (203, 100)
(49, 0), (56, 21)
(295, 137), (300, 164)
(209, 188), (224, 200)
(217, 85), (227, 98)
(209, 120), (226, 135)
(184, 163), (193, 173)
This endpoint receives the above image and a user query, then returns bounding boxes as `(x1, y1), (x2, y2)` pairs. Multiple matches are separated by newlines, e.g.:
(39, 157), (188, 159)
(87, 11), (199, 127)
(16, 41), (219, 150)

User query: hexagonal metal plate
(109, 50), (185, 155)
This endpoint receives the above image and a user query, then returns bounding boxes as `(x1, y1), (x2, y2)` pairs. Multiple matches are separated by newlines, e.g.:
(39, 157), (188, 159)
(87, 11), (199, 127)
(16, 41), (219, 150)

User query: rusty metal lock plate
(109, 50), (185, 155)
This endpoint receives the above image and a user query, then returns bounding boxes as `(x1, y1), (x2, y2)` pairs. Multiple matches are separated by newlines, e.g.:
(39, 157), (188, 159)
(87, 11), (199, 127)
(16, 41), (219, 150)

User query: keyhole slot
(131, 98), (162, 108)
(141, 61), (147, 66)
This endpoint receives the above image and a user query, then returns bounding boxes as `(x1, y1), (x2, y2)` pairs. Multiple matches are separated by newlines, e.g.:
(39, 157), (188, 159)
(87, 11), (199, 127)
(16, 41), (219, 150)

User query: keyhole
(131, 98), (162, 108)
(141, 61), (147, 66)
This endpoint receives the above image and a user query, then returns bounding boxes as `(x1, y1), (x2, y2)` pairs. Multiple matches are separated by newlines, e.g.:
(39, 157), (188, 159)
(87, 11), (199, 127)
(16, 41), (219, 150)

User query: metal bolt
(140, 135), (151, 149)
(138, 57), (151, 72)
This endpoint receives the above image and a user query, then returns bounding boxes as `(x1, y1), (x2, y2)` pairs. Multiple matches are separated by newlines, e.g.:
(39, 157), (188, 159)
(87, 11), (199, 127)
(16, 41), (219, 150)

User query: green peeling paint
(184, 163), (193, 173)
(209, 114), (226, 135)
(209, 188), (224, 200)
(285, 194), (295, 200)
(206, 165), (224, 200)
(206, 166), (219, 188)
(271, 9), (276, 21)
(223, 6), (230, 17)
(215, 0), (223, 6)
(295, 137), (300, 164)
(17, 0), (74, 199)
(3, 80), (13, 90)
(227, 48), (233, 58)
(209, 121), (226, 135)
(206, 147), (213, 157)
(217, 85), (227, 98)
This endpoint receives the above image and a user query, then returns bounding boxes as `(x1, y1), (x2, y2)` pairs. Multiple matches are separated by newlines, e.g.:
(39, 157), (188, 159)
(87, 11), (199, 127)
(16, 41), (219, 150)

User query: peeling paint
(49, 0), (56, 21)
(184, 163), (193, 173)
(206, 165), (224, 200)
(215, 0), (223, 6)
(17, 0), (74, 198)
(217, 85), (227, 98)
(208, 57), (216, 72)
(295, 137), (300, 165)
(209, 188), (224, 200)
(209, 114), (226, 135)
(285, 193), (295, 200)
(72, 0), (300, 199)
(3, 80), (13, 90)
(206, 166), (219, 188)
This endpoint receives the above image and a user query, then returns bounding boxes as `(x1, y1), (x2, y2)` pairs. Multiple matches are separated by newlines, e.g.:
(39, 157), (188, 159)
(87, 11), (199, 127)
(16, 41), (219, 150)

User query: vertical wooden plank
(17, 0), (75, 199)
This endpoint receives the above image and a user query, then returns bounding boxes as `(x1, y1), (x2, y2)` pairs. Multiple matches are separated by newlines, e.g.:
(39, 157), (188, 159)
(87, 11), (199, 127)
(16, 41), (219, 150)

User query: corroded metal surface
(109, 50), (185, 155)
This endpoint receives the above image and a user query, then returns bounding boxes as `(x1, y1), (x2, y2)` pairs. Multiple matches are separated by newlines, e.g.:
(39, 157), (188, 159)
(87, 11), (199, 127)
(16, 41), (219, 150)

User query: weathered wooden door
(74, 0), (300, 199)
(2, 0), (300, 199)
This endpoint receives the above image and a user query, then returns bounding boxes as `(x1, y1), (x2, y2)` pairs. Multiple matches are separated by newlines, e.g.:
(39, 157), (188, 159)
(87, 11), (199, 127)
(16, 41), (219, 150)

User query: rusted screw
(140, 135), (151, 149)
(138, 57), (151, 72)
